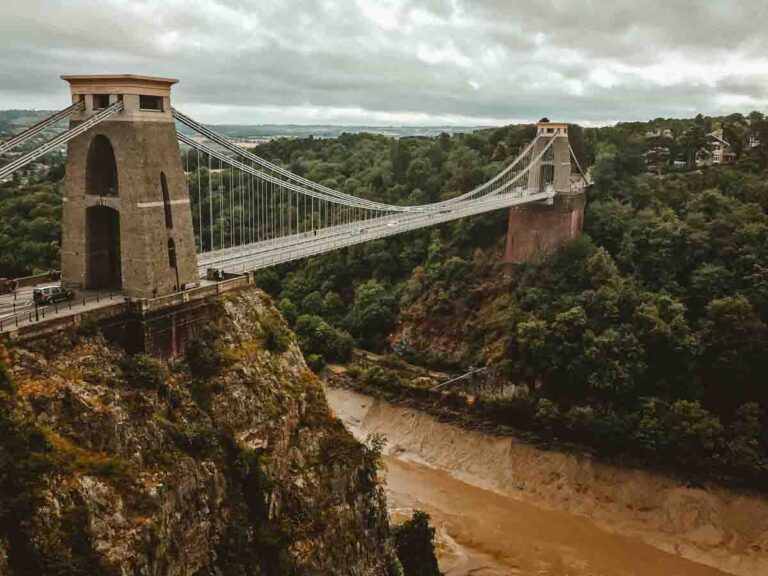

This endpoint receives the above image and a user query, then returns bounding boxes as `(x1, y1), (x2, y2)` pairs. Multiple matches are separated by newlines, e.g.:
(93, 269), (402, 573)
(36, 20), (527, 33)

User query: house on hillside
(643, 146), (671, 171)
(749, 133), (760, 149)
(696, 129), (736, 167)
(645, 128), (673, 139)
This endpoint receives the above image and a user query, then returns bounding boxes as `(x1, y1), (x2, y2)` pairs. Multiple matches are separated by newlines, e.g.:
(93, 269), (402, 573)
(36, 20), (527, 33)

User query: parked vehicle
(33, 286), (74, 305)
(0, 278), (16, 294)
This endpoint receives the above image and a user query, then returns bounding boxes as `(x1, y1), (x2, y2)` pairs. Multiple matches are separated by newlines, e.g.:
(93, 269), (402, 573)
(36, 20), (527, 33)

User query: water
(326, 387), (750, 576)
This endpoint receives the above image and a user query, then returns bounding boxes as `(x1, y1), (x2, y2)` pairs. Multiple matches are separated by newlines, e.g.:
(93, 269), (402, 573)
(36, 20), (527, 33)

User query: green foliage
(4, 110), (768, 486)
(0, 177), (63, 277)
(393, 511), (440, 576)
(186, 325), (224, 377)
(261, 314), (291, 354)
(294, 314), (353, 361)
(306, 353), (326, 372)
(345, 280), (398, 350)
(700, 297), (768, 411)
(0, 360), (12, 393)
(254, 269), (281, 295)
(364, 432), (387, 472)
(277, 297), (298, 325)
(158, 417), (220, 458)
(121, 353), (166, 391)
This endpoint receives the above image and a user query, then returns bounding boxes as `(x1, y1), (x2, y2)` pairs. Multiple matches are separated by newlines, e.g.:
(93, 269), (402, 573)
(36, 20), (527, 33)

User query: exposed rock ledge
(0, 287), (400, 576)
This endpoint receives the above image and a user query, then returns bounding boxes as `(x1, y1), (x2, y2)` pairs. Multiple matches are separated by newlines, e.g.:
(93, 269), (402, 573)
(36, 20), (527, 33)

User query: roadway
(0, 281), (124, 333)
(197, 186), (556, 275)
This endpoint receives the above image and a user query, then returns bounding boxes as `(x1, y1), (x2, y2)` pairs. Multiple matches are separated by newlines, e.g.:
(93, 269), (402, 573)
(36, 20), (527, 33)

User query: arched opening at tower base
(86, 134), (119, 196)
(86, 206), (122, 289)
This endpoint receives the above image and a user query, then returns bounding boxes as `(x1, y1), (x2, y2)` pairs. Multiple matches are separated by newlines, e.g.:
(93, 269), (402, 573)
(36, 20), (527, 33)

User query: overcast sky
(1, 0), (767, 126)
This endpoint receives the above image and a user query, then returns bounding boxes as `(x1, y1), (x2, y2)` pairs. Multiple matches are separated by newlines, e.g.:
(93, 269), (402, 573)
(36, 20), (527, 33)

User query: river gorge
(326, 387), (768, 576)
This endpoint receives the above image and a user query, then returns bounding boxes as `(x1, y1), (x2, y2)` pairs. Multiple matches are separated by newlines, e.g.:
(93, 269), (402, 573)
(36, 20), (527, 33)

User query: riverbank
(327, 386), (768, 576)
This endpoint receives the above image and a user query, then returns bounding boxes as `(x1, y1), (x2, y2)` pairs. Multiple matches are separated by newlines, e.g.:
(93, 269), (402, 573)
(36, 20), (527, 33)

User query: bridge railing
(0, 289), (122, 333)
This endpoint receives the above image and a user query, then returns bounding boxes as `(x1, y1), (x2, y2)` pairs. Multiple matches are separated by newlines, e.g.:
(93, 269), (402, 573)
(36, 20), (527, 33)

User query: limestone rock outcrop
(0, 287), (400, 575)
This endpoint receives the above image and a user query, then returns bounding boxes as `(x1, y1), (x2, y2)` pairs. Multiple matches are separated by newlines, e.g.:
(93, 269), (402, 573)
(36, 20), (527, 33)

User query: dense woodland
(1, 111), (768, 485)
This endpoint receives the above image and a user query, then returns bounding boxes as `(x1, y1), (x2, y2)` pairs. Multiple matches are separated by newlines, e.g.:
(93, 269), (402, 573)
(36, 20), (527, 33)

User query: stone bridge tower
(505, 120), (586, 263)
(60, 75), (198, 299)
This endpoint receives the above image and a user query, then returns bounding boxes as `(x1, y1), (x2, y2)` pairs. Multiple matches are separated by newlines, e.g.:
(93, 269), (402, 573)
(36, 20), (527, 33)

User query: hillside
(2, 112), (767, 488)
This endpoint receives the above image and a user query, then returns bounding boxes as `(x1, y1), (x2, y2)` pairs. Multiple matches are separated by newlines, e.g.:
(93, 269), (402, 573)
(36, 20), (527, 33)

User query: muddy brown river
(326, 387), (768, 576)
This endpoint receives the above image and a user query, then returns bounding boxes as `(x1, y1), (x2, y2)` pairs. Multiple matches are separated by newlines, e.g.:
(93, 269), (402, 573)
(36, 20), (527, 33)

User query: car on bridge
(33, 286), (74, 305)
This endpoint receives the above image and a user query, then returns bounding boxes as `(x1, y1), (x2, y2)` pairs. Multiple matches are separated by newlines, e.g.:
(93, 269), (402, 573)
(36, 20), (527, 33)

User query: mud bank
(327, 387), (768, 576)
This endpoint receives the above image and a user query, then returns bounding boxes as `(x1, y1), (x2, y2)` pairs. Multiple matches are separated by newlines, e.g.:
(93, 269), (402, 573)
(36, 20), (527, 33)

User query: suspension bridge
(0, 74), (587, 308)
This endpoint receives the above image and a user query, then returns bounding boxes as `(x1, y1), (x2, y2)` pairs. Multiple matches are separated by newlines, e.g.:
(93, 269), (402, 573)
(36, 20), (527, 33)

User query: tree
(345, 280), (398, 350)
(700, 297), (768, 413)
(393, 511), (440, 576)
(726, 403), (766, 476)
(751, 118), (768, 169)
(389, 140), (411, 183)
(294, 314), (353, 361)
(681, 121), (709, 167)
(254, 269), (281, 295)
(321, 291), (345, 325)
(723, 122), (749, 159)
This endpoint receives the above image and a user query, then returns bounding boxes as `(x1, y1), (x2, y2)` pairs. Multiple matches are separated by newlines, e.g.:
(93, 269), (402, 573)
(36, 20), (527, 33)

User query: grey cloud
(717, 75), (768, 99)
(0, 0), (766, 125)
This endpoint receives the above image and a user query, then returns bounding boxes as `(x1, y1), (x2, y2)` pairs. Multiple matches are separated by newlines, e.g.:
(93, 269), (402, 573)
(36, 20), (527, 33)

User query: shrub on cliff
(261, 314), (292, 354)
(0, 359), (12, 393)
(186, 325), (225, 377)
(393, 510), (441, 576)
(122, 353), (166, 391)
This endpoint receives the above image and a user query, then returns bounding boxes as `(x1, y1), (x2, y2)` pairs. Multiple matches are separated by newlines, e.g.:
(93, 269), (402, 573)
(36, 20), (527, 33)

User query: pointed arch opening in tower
(86, 134), (119, 197)
(85, 205), (121, 289)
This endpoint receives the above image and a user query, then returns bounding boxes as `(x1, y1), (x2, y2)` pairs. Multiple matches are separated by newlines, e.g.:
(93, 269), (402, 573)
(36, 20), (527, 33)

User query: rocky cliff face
(0, 287), (401, 576)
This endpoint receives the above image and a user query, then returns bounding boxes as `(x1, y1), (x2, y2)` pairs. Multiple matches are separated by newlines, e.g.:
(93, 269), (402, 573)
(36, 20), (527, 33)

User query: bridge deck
(197, 188), (555, 275)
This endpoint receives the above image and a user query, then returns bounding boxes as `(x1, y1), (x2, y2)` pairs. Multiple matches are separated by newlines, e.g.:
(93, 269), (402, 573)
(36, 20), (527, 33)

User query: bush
(261, 315), (291, 354)
(534, 398), (562, 429)
(277, 298), (298, 325)
(726, 403), (767, 476)
(306, 353), (326, 372)
(160, 418), (220, 457)
(0, 359), (13, 393)
(360, 366), (403, 391)
(254, 269), (281, 295)
(122, 353), (165, 391)
(186, 325), (224, 376)
(393, 511), (440, 576)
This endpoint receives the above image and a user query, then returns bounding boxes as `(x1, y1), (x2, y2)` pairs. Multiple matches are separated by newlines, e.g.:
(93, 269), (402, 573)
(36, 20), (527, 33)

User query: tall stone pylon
(60, 75), (198, 298)
(505, 120), (585, 263)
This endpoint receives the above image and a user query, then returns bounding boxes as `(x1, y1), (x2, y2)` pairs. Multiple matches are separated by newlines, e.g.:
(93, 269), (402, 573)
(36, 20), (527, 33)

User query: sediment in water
(327, 386), (768, 576)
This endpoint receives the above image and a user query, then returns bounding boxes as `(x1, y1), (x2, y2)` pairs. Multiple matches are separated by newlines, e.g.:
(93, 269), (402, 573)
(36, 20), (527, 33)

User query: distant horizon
(2, 107), (765, 132)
